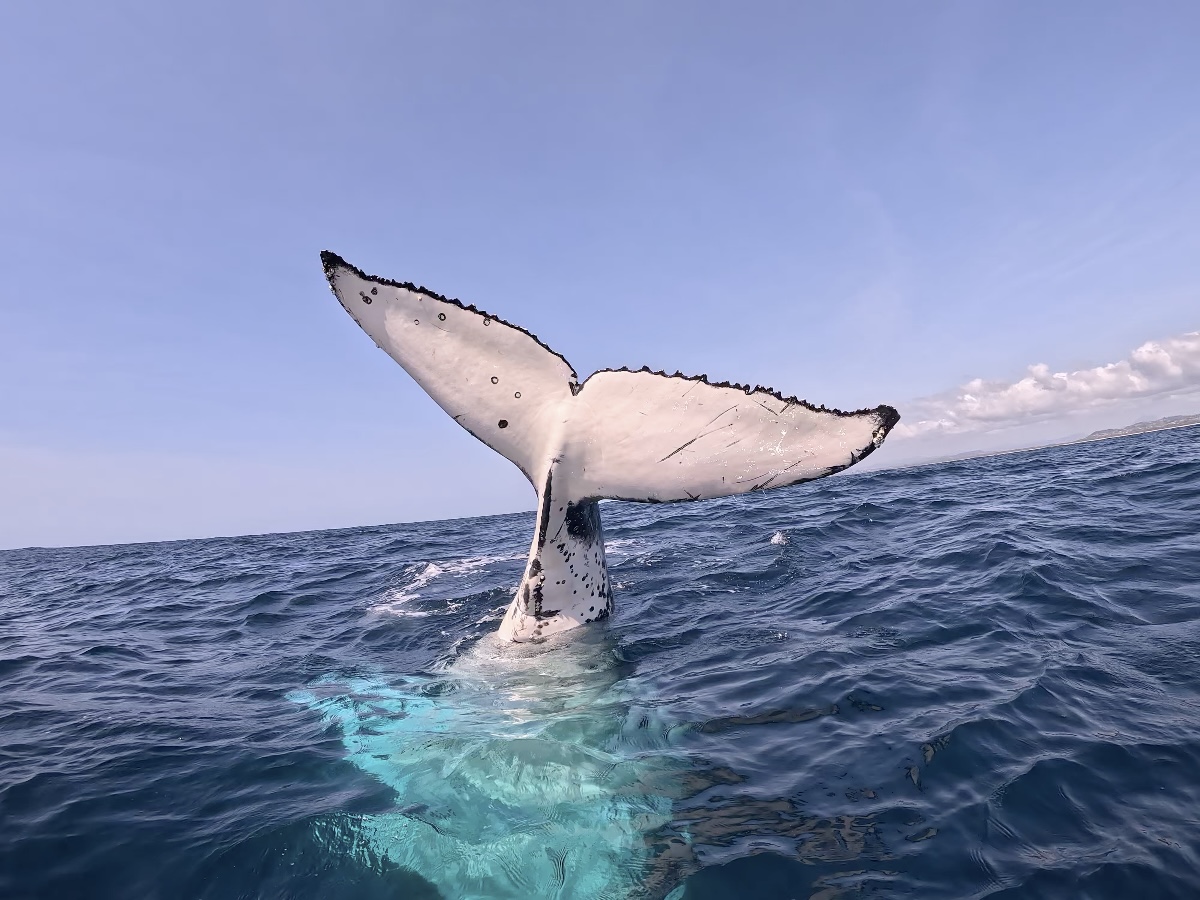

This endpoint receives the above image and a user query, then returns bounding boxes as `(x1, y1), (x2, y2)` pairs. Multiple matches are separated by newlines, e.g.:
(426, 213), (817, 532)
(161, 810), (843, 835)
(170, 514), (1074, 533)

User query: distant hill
(889, 412), (1200, 472)
(1071, 413), (1200, 444)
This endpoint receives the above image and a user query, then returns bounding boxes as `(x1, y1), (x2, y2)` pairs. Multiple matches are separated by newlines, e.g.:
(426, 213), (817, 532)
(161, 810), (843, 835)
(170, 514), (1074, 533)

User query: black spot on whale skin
(564, 501), (600, 546)
(534, 471), (555, 550)
(438, 312), (446, 321)
(491, 376), (499, 384)
(531, 576), (551, 617)
(498, 419), (508, 429)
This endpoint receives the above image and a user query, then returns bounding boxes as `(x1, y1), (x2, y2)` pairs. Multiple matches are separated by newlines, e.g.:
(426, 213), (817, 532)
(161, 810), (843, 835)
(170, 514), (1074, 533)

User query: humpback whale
(320, 252), (899, 642)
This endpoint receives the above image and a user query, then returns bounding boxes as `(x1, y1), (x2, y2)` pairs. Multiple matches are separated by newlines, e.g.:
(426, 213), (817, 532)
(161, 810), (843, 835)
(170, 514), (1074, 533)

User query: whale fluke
(321, 251), (899, 642)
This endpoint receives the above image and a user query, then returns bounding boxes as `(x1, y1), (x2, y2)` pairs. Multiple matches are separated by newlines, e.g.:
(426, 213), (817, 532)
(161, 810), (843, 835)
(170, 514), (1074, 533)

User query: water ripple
(2, 428), (1199, 898)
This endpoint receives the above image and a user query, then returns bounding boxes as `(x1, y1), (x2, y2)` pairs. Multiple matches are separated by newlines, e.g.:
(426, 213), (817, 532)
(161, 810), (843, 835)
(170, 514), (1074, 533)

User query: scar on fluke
(319, 251), (899, 642)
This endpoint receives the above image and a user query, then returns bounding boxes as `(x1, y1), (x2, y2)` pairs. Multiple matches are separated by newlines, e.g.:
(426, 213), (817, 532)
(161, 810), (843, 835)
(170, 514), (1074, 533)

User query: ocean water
(3, 426), (1200, 899)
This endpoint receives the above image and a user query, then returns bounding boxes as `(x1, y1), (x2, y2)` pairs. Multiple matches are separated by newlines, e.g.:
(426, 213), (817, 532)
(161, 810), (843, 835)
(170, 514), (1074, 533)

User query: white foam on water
(769, 531), (789, 545)
(473, 607), (508, 626)
(602, 538), (643, 562)
(369, 554), (525, 617)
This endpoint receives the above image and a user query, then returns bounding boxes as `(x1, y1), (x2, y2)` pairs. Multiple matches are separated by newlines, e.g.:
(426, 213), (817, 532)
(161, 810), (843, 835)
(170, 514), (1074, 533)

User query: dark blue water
(3, 427), (1200, 899)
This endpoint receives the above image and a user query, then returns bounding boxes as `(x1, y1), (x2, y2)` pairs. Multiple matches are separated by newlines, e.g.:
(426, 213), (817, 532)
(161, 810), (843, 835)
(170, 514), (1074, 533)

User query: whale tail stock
(320, 252), (899, 642)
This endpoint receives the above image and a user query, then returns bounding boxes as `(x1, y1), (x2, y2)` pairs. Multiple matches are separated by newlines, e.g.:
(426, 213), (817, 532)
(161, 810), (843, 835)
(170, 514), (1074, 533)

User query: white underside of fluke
(321, 252), (900, 642)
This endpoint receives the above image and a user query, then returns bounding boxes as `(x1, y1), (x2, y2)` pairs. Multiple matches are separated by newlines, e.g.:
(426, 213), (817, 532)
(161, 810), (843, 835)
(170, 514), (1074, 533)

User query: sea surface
(3, 426), (1200, 899)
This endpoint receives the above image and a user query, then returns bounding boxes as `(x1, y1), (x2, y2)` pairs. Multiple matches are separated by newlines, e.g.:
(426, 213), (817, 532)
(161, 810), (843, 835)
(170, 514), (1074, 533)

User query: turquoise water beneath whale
(3, 426), (1200, 899)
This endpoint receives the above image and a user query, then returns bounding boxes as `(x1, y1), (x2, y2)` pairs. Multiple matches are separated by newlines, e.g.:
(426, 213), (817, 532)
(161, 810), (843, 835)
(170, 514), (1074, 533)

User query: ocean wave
(2, 427), (1199, 898)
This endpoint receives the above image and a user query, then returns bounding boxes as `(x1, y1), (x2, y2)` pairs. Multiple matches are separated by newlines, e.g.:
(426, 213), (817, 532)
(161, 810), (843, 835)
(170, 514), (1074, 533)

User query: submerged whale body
(288, 632), (885, 900)
(289, 633), (682, 899)
(321, 251), (899, 642)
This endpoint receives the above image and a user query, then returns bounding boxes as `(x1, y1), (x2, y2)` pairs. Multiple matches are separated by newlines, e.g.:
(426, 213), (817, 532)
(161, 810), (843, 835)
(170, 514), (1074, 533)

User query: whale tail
(321, 252), (899, 641)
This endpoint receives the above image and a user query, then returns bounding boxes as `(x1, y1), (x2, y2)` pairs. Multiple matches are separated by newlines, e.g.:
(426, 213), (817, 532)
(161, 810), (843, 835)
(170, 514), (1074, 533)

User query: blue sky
(2, 1), (1199, 549)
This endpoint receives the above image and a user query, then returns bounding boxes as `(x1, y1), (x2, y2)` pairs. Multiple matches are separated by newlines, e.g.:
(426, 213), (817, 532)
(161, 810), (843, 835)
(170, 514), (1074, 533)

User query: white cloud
(896, 330), (1200, 438)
